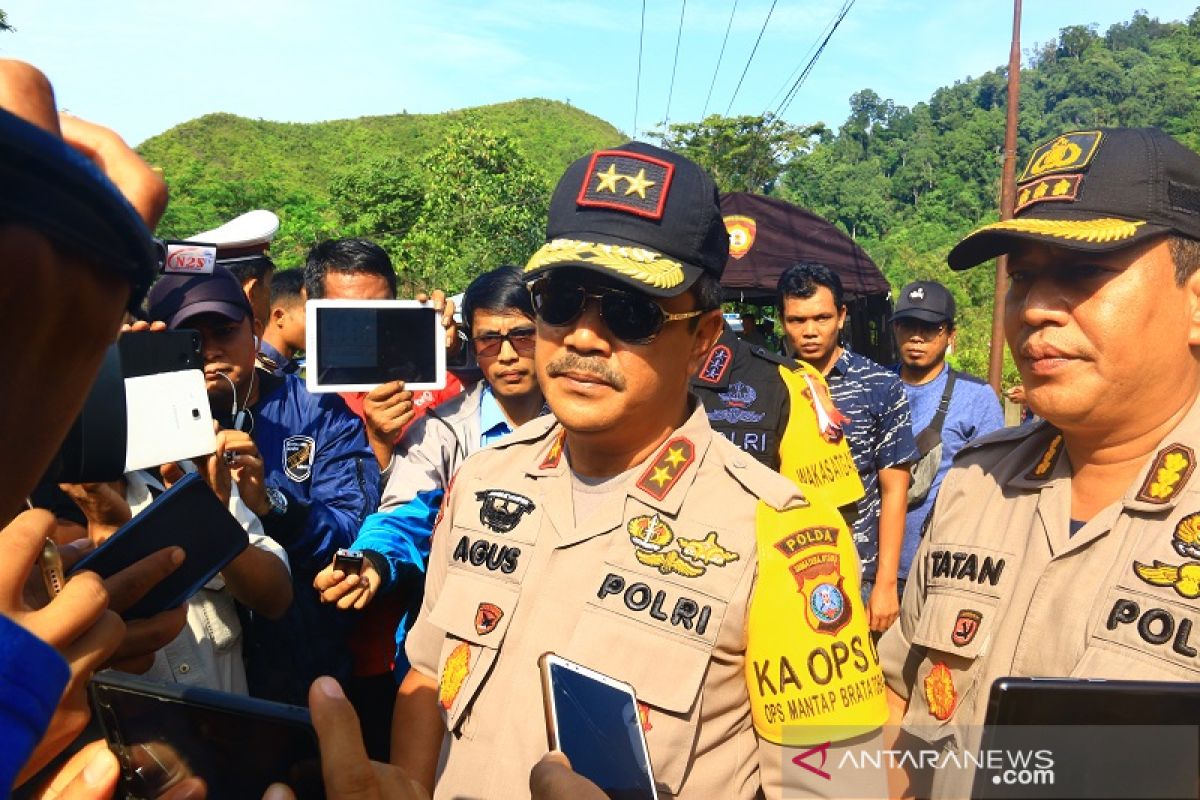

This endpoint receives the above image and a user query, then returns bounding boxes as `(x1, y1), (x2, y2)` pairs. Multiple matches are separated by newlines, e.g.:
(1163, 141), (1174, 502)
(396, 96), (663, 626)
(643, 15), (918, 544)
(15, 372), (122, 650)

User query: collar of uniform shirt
(478, 383), (509, 446)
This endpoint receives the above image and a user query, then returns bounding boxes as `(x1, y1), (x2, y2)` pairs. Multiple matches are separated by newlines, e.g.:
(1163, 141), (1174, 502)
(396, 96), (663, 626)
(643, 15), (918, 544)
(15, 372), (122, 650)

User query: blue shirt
(824, 348), (918, 578)
(353, 381), (532, 678)
(897, 364), (1004, 579)
(478, 384), (516, 447)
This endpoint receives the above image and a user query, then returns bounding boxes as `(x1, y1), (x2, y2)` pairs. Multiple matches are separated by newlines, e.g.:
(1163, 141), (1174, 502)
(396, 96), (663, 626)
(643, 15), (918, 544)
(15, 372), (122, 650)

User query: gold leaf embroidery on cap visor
(524, 239), (685, 289)
(968, 217), (1146, 244)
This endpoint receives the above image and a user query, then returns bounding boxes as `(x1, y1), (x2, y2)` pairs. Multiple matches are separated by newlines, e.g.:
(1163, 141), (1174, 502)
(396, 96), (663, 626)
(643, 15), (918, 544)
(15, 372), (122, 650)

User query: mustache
(545, 352), (627, 391)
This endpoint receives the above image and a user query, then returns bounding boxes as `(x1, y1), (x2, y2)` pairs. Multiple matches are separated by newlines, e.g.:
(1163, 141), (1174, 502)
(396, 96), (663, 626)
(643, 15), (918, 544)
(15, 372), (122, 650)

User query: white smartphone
(124, 369), (216, 472)
(119, 329), (216, 473)
(539, 652), (659, 800)
(305, 300), (446, 394)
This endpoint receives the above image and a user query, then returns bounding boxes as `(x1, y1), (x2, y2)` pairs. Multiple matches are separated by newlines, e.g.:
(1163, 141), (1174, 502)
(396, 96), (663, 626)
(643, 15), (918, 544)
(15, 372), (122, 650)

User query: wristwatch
(264, 486), (289, 518)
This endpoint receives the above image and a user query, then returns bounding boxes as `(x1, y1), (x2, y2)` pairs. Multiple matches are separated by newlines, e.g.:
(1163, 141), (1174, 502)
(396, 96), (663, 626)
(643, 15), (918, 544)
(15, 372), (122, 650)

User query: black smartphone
(89, 672), (323, 800)
(117, 329), (203, 377)
(68, 472), (248, 619)
(539, 653), (658, 800)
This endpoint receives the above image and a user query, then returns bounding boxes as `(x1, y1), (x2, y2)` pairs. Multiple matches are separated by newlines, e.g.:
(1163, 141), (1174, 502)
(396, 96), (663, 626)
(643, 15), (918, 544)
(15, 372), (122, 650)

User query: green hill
(139, 99), (623, 197)
(138, 99), (624, 272)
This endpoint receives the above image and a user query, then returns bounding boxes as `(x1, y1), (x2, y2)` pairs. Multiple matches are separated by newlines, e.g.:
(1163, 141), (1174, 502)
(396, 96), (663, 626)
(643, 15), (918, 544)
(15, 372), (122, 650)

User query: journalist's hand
(262, 677), (428, 800)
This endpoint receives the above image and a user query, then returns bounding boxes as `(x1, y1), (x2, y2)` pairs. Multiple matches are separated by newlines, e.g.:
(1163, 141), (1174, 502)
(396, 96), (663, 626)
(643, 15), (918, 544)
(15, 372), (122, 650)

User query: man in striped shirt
(779, 263), (917, 633)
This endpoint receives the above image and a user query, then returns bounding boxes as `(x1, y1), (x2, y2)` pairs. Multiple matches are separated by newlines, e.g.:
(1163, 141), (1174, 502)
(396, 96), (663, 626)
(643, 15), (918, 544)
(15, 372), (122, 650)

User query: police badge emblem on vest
(283, 435), (315, 482)
(475, 489), (536, 533)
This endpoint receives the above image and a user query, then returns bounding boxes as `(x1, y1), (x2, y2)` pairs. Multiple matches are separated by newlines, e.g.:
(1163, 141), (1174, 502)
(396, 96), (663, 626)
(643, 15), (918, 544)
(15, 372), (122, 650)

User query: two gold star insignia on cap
(593, 164), (656, 199)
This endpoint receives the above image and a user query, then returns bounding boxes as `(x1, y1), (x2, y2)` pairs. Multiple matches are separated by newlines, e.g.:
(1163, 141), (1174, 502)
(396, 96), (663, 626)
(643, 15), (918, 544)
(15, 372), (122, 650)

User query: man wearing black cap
(890, 280), (1002, 597)
(879, 128), (1200, 797)
(147, 265), (381, 704)
(392, 144), (886, 798)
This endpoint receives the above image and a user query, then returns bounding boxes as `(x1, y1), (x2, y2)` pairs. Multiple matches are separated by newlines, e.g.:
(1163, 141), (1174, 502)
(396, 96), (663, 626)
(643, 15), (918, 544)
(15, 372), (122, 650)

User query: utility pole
(988, 0), (1022, 394)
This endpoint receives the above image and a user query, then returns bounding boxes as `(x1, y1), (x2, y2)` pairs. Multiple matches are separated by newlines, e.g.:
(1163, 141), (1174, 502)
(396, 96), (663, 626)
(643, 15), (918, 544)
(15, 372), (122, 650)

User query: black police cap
(949, 128), (1200, 270)
(524, 142), (728, 297)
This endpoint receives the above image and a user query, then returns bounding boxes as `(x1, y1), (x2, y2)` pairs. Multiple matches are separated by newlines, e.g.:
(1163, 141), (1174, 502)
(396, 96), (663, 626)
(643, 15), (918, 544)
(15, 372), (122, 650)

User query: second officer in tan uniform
(880, 127), (1200, 797)
(391, 143), (888, 798)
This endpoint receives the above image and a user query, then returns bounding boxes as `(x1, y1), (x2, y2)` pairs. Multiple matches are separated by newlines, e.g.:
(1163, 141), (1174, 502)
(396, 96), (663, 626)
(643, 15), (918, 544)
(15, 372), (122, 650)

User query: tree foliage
(396, 121), (549, 294)
(651, 113), (819, 194)
(656, 9), (1200, 384)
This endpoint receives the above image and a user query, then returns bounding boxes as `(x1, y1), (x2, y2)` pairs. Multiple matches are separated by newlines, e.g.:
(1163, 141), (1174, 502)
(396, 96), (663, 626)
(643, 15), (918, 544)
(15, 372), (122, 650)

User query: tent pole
(988, 0), (1022, 396)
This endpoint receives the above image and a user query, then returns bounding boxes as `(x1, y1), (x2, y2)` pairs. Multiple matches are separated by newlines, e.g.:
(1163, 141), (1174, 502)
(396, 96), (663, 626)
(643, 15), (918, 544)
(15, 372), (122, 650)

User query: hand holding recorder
(313, 549), (380, 611)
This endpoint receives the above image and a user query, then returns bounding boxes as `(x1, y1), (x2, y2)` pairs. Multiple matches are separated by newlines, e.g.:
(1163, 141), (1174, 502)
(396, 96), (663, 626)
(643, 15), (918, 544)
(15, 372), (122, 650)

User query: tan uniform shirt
(878, 400), (1200, 798)
(406, 404), (881, 799)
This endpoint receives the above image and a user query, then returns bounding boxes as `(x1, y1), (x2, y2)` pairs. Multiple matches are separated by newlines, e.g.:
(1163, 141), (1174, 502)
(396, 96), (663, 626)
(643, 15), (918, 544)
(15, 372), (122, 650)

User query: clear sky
(2, 1), (1196, 146)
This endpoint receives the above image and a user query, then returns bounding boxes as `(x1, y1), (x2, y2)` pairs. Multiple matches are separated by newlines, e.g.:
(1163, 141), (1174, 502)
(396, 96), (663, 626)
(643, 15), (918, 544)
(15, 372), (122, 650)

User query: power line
(701, 0), (738, 120)
(775, 0), (856, 119)
(634, 0), (646, 139)
(725, 0), (778, 117)
(762, 6), (839, 114)
(663, 0), (688, 128)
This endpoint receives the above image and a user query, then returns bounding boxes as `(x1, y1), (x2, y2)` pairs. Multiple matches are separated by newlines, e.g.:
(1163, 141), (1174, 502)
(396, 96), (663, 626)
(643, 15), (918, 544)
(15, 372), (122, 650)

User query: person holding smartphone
(0, 58), (191, 793)
(312, 265), (546, 757)
(390, 144), (887, 799)
(147, 267), (381, 706)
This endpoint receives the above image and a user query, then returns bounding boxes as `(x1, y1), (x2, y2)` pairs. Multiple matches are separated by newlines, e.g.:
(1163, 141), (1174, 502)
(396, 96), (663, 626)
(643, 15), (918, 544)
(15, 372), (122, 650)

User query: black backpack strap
(927, 369), (957, 435)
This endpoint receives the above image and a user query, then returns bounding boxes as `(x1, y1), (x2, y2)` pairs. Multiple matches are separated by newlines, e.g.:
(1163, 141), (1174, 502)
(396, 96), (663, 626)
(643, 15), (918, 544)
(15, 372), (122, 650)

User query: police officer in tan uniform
(391, 143), (888, 798)
(879, 127), (1200, 797)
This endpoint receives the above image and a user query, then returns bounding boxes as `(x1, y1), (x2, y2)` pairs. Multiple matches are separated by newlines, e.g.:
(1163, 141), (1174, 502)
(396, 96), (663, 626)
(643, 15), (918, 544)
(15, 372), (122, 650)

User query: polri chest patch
(283, 435), (315, 483)
(475, 489), (536, 533)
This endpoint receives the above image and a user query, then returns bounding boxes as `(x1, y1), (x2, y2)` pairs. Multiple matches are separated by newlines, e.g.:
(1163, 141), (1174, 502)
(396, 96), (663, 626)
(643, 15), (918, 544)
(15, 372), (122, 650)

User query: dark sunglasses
(893, 319), (949, 338)
(529, 278), (704, 344)
(472, 326), (537, 358)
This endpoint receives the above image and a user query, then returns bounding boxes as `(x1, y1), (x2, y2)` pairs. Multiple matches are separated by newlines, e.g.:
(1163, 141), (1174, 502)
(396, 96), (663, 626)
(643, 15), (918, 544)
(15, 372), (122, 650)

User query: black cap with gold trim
(948, 128), (1200, 270)
(524, 142), (728, 297)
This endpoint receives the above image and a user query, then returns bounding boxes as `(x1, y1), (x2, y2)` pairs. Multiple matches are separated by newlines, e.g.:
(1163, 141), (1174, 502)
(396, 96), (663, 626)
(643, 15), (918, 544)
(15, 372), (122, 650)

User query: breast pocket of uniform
(562, 606), (716, 796)
(427, 570), (521, 737)
(1085, 581), (1200, 681)
(904, 588), (1000, 745)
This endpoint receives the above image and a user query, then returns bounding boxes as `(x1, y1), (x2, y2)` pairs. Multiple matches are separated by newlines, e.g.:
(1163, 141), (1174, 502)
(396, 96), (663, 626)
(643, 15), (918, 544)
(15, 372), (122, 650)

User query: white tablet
(305, 300), (446, 394)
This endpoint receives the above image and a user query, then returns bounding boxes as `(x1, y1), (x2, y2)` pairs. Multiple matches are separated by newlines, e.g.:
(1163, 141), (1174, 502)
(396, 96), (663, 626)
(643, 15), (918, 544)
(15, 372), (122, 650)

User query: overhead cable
(725, 0), (779, 117)
(776, 0), (857, 118)
(663, 0), (688, 128)
(634, 0), (646, 138)
(701, 0), (738, 119)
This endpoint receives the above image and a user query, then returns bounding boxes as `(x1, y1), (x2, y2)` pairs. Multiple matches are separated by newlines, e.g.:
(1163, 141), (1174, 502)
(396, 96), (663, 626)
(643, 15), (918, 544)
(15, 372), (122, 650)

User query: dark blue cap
(146, 265), (253, 329)
(0, 107), (158, 309)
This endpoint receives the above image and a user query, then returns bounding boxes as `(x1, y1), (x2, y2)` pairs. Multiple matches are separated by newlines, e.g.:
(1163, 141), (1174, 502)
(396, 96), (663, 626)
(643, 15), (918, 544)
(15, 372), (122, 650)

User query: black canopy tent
(719, 192), (896, 365)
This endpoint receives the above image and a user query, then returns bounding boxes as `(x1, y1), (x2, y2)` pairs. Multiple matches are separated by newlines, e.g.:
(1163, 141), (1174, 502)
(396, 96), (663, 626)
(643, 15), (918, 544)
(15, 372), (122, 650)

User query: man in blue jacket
(313, 266), (545, 679)
(148, 265), (380, 703)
